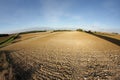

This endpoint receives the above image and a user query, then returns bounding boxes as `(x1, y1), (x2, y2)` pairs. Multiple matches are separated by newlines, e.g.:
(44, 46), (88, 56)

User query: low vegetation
(0, 37), (10, 43)
(112, 32), (119, 35)
(0, 34), (19, 48)
(85, 30), (93, 33)
(0, 34), (9, 37)
(76, 28), (83, 32)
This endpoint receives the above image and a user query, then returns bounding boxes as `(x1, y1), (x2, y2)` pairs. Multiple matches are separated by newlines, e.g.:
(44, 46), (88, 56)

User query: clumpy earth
(1, 31), (120, 80)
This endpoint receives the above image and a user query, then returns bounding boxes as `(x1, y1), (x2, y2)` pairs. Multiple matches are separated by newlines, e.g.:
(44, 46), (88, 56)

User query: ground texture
(1, 31), (120, 80)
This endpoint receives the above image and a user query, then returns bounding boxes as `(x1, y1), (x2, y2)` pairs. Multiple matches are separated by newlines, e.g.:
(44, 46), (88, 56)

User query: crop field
(17, 32), (50, 41)
(0, 31), (120, 80)
(0, 36), (10, 43)
(94, 32), (120, 40)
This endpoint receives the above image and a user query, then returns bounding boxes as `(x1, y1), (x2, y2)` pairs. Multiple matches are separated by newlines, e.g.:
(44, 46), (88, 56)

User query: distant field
(0, 34), (19, 48)
(86, 32), (120, 46)
(0, 36), (10, 43)
(95, 32), (120, 40)
(14, 32), (50, 42)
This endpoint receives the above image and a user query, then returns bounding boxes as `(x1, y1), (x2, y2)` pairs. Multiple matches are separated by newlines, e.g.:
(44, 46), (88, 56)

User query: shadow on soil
(0, 50), (34, 80)
(89, 33), (120, 46)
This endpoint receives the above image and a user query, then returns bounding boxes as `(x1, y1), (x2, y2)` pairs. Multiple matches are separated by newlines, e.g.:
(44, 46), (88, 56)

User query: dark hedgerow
(0, 34), (9, 37)
(19, 30), (47, 34)
(76, 29), (83, 32)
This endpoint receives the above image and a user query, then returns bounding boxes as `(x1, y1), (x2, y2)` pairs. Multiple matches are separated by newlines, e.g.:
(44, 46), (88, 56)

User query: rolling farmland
(0, 31), (120, 80)
(0, 36), (9, 43)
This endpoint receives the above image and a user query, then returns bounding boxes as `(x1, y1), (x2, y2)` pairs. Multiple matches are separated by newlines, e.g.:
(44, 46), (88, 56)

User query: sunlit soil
(1, 31), (120, 80)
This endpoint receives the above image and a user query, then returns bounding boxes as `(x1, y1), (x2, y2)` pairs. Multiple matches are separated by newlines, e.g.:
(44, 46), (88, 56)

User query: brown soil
(1, 31), (120, 80)
(0, 51), (15, 80)
(0, 36), (10, 43)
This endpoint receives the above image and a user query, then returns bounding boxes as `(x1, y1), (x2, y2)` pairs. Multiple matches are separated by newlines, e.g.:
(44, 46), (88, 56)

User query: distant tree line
(76, 29), (83, 32)
(76, 28), (93, 34)
(53, 30), (72, 32)
(19, 30), (47, 34)
(112, 32), (119, 35)
(76, 28), (119, 35)
(0, 34), (9, 37)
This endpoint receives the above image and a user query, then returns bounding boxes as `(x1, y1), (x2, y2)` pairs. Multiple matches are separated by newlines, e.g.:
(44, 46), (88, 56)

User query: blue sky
(0, 0), (120, 33)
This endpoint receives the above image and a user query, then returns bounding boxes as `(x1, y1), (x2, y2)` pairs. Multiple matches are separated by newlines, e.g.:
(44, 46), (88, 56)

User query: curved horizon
(0, 0), (120, 33)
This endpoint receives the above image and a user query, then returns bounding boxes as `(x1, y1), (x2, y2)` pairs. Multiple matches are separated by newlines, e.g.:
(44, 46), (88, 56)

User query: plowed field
(1, 31), (120, 80)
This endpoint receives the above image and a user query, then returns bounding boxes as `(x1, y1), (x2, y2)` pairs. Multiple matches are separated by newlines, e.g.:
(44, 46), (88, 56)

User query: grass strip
(0, 34), (19, 48)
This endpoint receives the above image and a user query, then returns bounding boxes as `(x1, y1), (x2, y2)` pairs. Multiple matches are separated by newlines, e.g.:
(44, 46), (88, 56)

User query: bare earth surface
(1, 31), (120, 80)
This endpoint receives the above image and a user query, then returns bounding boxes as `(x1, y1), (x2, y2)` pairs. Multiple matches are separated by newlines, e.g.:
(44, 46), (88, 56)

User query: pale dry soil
(1, 31), (120, 80)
